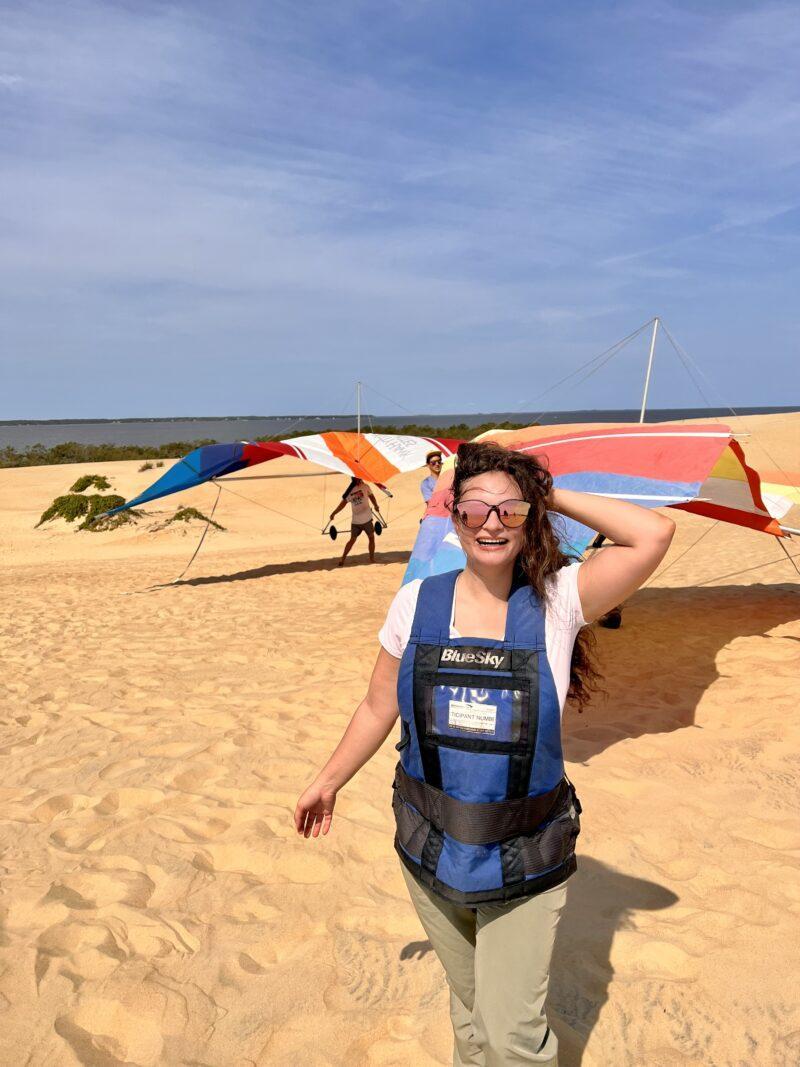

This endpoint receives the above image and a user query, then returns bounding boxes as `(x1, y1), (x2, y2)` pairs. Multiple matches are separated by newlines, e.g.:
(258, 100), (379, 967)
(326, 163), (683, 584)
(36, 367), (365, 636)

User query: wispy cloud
(0, 0), (798, 417)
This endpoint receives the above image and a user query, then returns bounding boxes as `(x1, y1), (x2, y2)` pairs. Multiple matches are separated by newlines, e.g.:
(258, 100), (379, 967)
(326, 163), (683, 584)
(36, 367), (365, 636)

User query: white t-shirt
(345, 483), (372, 524)
(378, 563), (586, 714)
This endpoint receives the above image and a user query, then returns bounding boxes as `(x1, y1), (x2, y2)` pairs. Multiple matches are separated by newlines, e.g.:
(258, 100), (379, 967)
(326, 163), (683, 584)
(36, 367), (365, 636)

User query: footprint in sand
(0, 732), (44, 756)
(98, 757), (152, 783)
(147, 740), (206, 759)
(356, 1032), (445, 1067)
(36, 920), (127, 986)
(324, 932), (430, 1013)
(151, 813), (230, 843)
(703, 884), (784, 927)
(216, 888), (282, 924)
(192, 842), (335, 884)
(49, 823), (109, 853)
(331, 906), (418, 942)
(95, 788), (167, 816)
(122, 912), (200, 958)
(236, 944), (279, 973)
(169, 763), (225, 792)
(45, 868), (156, 910)
(612, 935), (697, 982)
(363, 864), (416, 903)
(346, 838), (395, 864)
(254, 756), (316, 783)
(31, 793), (96, 823)
(55, 997), (164, 1067)
(724, 815), (800, 853)
(321, 899), (442, 1014)
(341, 800), (393, 833)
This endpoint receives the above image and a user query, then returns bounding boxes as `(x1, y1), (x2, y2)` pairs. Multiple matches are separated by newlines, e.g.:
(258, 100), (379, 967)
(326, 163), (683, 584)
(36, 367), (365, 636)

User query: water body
(1, 407), (796, 450)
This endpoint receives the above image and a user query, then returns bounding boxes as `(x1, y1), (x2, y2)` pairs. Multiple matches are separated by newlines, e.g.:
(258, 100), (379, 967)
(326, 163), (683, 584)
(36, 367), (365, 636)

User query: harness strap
(410, 570), (459, 645)
(394, 763), (567, 846)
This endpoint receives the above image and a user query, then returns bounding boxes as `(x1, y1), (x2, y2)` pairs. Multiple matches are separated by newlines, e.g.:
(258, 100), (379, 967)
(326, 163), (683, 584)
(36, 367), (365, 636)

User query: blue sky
(1, 0), (798, 419)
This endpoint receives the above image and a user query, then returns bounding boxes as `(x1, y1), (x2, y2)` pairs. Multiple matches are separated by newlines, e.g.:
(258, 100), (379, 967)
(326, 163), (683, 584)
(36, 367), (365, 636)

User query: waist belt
(394, 763), (567, 846)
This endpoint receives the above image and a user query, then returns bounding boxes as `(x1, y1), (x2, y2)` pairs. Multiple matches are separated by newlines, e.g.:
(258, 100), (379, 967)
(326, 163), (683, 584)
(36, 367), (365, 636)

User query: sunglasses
(429, 459), (442, 466)
(451, 498), (531, 530)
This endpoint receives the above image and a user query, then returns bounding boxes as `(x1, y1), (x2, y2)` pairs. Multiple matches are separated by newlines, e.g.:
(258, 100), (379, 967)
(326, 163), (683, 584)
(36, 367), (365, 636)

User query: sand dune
(1, 413), (799, 1066)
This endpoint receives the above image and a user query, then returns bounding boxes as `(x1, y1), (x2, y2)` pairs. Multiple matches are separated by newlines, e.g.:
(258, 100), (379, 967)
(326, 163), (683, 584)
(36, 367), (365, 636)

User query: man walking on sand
(329, 477), (379, 567)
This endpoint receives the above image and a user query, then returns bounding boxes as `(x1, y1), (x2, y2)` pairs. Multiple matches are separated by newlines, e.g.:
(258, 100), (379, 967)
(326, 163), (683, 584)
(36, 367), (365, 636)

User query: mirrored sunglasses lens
(499, 502), (530, 528)
(455, 501), (489, 528)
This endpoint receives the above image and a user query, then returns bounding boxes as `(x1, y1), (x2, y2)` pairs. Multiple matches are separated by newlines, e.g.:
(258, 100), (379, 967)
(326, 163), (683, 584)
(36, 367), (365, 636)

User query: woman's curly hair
(451, 440), (600, 712)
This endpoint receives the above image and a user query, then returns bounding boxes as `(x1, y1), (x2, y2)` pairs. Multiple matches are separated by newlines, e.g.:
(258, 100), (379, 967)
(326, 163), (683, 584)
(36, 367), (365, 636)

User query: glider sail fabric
(674, 440), (796, 534)
(404, 422), (793, 584)
(105, 433), (460, 516)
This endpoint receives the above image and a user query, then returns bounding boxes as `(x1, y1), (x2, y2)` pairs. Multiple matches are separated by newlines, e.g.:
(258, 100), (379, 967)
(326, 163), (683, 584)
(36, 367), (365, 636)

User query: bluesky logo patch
(439, 646), (511, 671)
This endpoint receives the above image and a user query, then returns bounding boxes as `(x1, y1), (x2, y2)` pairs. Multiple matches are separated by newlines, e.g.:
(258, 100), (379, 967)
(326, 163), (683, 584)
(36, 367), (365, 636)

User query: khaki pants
(401, 863), (565, 1067)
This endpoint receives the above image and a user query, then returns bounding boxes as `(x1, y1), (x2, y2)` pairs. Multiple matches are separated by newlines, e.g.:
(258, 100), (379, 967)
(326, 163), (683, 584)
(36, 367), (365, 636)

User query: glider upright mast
(356, 380), (362, 461)
(639, 316), (660, 423)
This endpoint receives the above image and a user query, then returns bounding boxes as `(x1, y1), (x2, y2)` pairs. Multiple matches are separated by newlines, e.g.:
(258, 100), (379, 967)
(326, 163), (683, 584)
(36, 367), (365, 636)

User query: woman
(295, 442), (675, 1066)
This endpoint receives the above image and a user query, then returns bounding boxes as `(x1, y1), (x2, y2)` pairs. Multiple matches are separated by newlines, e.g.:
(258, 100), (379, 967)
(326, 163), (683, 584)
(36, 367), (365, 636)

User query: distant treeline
(0, 440), (219, 468)
(317, 421), (529, 440)
(0, 422), (530, 468)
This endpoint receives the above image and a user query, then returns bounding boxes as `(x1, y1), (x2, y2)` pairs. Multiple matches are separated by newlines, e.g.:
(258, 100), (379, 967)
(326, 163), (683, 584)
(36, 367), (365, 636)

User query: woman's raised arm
(551, 488), (676, 623)
(294, 647), (401, 838)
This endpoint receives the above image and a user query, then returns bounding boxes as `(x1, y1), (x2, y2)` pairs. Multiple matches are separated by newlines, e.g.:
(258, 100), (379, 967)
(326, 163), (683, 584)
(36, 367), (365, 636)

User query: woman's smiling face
(453, 471), (528, 570)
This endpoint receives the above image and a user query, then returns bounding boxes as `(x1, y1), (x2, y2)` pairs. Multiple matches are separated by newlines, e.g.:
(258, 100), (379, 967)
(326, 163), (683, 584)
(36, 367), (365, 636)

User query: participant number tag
(448, 699), (497, 734)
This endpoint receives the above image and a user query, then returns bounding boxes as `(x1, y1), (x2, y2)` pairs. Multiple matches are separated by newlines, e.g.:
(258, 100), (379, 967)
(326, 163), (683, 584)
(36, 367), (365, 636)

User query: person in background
(421, 450), (443, 504)
(329, 477), (379, 567)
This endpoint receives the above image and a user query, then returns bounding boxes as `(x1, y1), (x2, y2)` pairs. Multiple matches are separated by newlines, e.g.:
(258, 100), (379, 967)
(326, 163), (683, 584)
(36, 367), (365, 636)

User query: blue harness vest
(393, 569), (581, 905)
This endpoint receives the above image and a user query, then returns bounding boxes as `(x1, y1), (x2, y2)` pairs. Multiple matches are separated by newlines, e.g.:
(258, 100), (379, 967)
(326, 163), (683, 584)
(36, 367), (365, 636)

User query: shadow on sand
(549, 856), (678, 1065)
(563, 582), (799, 761)
(172, 550), (410, 586)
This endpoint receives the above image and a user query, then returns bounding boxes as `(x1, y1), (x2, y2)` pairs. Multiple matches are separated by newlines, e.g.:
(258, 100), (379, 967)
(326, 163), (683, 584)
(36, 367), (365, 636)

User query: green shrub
(86, 506), (138, 532)
(166, 506), (225, 530)
(37, 494), (90, 526)
(36, 493), (136, 532)
(69, 474), (111, 492)
(138, 462), (154, 472)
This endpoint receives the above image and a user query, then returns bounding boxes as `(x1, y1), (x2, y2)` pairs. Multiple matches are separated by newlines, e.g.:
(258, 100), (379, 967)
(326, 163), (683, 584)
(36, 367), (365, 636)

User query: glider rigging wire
(643, 521), (720, 588)
(513, 318), (656, 422)
(696, 549), (800, 587)
(210, 479), (324, 532)
(659, 320), (800, 506)
(169, 482), (223, 584)
(362, 380), (433, 421)
(777, 537), (800, 579)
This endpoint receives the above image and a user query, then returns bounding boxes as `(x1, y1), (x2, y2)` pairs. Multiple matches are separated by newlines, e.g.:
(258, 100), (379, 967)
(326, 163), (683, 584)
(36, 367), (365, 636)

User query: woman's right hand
(294, 780), (337, 838)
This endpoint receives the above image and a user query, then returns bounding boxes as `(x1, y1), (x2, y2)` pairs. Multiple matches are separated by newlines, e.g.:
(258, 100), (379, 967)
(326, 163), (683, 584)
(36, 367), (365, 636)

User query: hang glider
(404, 422), (797, 583)
(104, 432), (461, 517)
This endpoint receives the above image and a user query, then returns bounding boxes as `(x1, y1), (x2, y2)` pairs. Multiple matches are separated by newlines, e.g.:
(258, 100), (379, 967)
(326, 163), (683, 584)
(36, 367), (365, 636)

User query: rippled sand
(1, 413), (798, 1066)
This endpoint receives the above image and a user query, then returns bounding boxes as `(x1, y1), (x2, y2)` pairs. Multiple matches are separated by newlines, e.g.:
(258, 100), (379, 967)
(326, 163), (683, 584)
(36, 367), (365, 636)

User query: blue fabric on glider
(106, 444), (249, 515)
